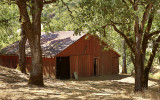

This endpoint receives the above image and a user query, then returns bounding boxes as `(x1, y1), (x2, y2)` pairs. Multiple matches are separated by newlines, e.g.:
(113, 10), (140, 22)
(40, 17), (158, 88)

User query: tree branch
(102, 21), (130, 28)
(16, 0), (33, 37)
(111, 21), (130, 25)
(43, 0), (56, 5)
(145, 9), (155, 34)
(148, 30), (160, 38)
(111, 23), (135, 54)
(122, 0), (129, 9)
(147, 35), (160, 70)
(141, 8), (155, 54)
(140, 4), (153, 33)
(61, 0), (74, 19)
(127, 0), (134, 5)
(0, 16), (19, 24)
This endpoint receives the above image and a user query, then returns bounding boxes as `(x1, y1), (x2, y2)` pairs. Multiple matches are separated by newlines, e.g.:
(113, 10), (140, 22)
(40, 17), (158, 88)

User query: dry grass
(0, 66), (159, 100)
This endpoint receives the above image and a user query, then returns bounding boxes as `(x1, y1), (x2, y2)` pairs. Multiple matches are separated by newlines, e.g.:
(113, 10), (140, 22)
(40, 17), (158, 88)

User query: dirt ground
(0, 66), (159, 100)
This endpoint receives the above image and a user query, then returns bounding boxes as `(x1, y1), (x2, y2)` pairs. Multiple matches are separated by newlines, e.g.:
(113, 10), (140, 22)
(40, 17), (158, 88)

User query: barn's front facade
(0, 31), (120, 79)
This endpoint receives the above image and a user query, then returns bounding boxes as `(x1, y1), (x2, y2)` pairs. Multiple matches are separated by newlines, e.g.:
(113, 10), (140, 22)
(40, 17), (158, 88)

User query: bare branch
(140, 4), (153, 33)
(111, 23), (135, 54)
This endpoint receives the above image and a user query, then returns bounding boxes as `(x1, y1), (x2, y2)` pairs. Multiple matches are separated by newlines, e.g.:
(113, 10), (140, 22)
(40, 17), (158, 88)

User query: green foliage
(42, 0), (79, 32)
(69, 0), (160, 69)
(0, 2), (20, 49)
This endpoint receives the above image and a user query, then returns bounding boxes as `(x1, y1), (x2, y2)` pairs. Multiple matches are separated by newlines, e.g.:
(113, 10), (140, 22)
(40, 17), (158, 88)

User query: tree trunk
(28, 0), (44, 86)
(28, 36), (43, 86)
(16, 0), (44, 86)
(142, 67), (149, 89)
(134, 16), (143, 92)
(17, 17), (27, 73)
(135, 53), (143, 91)
(122, 40), (127, 74)
(142, 36), (160, 89)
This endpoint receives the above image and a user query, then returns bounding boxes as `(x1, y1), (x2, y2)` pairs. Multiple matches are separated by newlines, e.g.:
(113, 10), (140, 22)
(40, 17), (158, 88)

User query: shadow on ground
(0, 66), (159, 100)
(70, 74), (131, 81)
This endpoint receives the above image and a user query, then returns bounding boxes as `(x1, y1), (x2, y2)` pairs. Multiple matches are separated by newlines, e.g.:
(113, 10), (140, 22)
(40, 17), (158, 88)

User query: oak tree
(16, 0), (56, 86)
(73, 0), (160, 92)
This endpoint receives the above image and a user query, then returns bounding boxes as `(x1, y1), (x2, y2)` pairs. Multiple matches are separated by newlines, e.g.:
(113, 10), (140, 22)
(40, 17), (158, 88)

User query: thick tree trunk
(135, 53), (143, 91)
(28, 0), (44, 86)
(122, 40), (127, 74)
(18, 19), (27, 73)
(28, 37), (43, 86)
(16, 0), (44, 86)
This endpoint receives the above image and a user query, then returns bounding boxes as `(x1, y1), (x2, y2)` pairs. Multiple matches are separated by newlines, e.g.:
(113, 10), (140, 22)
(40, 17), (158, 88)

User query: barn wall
(70, 55), (91, 78)
(56, 35), (103, 57)
(26, 57), (56, 78)
(0, 35), (119, 79)
(0, 55), (18, 69)
(111, 57), (119, 74)
(101, 50), (112, 74)
(56, 35), (120, 78)
(0, 55), (56, 78)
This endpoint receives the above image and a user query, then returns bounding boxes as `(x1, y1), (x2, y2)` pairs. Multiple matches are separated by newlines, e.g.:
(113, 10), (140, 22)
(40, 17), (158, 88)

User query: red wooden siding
(56, 35), (120, 78)
(111, 57), (119, 74)
(0, 55), (56, 78)
(0, 55), (18, 69)
(0, 34), (120, 79)
(26, 57), (56, 78)
(70, 55), (91, 78)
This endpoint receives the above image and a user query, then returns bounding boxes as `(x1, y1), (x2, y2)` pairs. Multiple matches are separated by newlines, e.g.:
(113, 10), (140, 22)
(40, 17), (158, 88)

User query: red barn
(0, 31), (120, 79)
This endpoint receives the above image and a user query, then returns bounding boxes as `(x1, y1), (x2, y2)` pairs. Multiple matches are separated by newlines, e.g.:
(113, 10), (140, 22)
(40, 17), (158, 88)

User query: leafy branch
(60, 0), (74, 20)
(0, 16), (19, 24)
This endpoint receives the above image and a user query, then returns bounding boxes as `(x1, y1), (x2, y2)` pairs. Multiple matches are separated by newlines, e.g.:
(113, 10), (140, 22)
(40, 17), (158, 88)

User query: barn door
(112, 57), (119, 74)
(56, 57), (70, 79)
(94, 58), (99, 76)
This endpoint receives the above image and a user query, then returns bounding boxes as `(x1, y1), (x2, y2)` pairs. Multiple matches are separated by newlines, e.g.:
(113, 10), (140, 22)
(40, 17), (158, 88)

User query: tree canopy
(68, 0), (160, 91)
(0, 1), (20, 49)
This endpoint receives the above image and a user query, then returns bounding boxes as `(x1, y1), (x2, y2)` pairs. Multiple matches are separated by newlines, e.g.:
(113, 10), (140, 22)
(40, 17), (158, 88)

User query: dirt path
(0, 66), (159, 100)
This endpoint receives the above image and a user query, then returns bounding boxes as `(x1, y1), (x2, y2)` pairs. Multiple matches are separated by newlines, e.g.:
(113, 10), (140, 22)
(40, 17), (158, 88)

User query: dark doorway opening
(94, 58), (99, 76)
(94, 58), (97, 76)
(56, 56), (70, 79)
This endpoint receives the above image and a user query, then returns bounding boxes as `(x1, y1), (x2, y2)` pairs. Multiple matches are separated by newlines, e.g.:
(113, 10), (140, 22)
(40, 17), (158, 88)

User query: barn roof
(0, 31), (85, 57)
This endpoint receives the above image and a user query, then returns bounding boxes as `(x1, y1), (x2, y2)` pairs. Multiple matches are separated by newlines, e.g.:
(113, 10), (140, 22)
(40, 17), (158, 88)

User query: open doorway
(94, 58), (99, 76)
(56, 56), (70, 79)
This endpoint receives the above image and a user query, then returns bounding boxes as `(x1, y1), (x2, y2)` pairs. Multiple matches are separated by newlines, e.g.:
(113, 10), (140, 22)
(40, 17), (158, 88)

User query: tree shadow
(0, 66), (28, 84)
(0, 66), (159, 100)
(68, 74), (131, 81)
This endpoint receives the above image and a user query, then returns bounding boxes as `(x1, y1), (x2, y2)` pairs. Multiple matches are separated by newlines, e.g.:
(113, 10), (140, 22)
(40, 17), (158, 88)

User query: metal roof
(0, 31), (85, 57)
